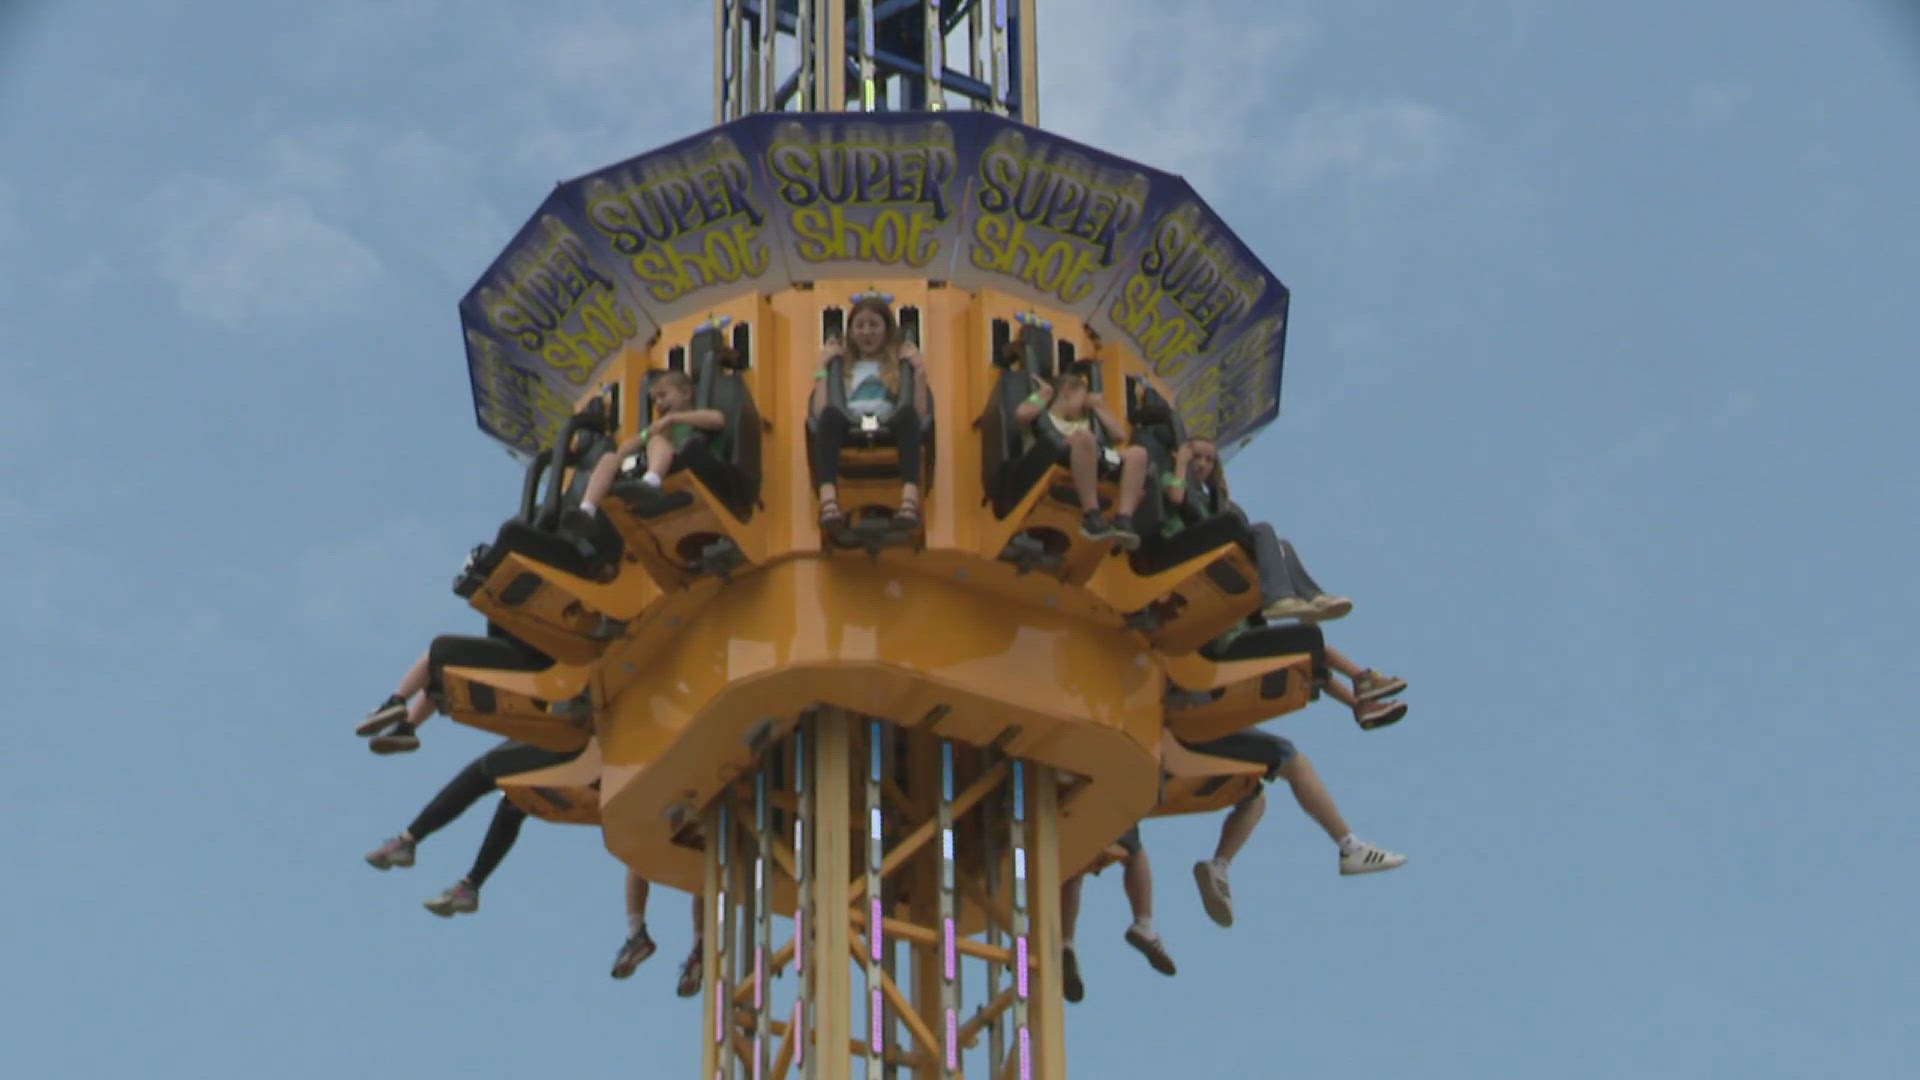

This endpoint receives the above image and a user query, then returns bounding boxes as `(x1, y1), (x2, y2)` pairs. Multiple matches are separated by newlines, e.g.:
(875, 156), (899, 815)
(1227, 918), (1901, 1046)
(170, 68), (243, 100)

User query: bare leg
(1116, 445), (1149, 515)
(1324, 677), (1359, 709)
(611, 871), (659, 978)
(643, 431), (676, 479)
(625, 871), (650, 929)
(1067, 428), (1101, 510)
(1121, 847), (1154, 924)
(396, 652), (431, 698)
(1213, 789), (1267, 865)
(1277, 753), (1351, 843)
(1324, 645), (1365, 680)
(573, 452), (623, 513)
(405, 693), (436, 728)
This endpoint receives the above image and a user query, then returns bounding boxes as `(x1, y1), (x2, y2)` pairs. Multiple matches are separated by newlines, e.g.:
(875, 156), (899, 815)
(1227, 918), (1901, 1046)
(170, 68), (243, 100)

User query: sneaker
(1192, 860), (1233, 927)
(1108, 514), (1141, 551)
(424, 880), (479, 917)
(1078, 510), (1114, 542)
(1123, 925), (1177, 976)
(560, 507), (620, 569)
(1062, 945), (1085, 1003)
(369, 725), (420, 754)
(610, 927), (657, 979)
(364, 836), (416, 870)
(1339, 841), (1407, 876)
(1307, 594), (1354, 622)
(1260, 596), (1317, 621)
(355, 695), (409, 737)
(1355, 699), (1408, 731)
(676, 943), (703, 998)
(1353, 670), (1407, 703)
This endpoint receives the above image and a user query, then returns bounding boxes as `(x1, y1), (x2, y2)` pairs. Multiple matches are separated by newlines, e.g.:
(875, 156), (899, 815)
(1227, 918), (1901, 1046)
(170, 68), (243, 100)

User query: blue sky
(3, 1), (1917, 1077)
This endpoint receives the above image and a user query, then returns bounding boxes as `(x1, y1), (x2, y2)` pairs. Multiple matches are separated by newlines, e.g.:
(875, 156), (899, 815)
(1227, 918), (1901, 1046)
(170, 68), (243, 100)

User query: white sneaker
(1339, 841), (1407, 876)
(1192, 860), (1234, 927)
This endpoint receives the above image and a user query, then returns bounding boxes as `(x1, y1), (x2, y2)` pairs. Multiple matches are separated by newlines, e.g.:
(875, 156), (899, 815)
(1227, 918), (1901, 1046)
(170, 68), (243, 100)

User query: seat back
(979, 319), (1062, 517)
(687, 324), (761, 520)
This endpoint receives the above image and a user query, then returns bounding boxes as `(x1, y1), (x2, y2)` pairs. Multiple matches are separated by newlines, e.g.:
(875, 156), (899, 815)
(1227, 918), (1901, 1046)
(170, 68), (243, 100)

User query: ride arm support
(905, 353), (932, 416)
(1087, 396), (1127, 444)
(1014, 378), (1054, 428)
(658, 408), (728, 432)
(1165, 443), (1193, 506)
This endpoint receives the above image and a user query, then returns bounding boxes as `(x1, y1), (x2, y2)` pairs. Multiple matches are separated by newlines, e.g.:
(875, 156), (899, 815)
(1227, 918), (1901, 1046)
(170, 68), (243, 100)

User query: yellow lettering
(1110, 271), (1206, 370)
(970, 215), (1102, 304)
(626, 221), (769, 304)
(790, 206), (938, 266)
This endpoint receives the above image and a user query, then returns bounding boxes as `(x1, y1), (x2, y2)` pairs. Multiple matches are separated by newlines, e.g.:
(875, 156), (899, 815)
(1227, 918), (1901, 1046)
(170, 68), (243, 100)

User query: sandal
(676, 943), (703, 998)
(892, 495), (921, 530)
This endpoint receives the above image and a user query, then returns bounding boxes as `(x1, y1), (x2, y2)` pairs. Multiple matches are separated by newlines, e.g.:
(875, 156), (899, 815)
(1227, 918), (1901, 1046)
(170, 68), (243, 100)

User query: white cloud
(1266, 97), (1458, 192)
(1034, 3), (1457, 202)
(1039, 2), (1317, 195)
(147, 177), (386, 329)
(498, 6), (712, 177)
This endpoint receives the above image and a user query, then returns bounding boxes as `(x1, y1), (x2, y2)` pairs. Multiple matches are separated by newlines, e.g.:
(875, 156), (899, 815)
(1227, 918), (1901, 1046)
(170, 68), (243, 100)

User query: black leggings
(425, 633), (551, 695)
(405, 739), (580, 885)
(811, 406), (924, 487)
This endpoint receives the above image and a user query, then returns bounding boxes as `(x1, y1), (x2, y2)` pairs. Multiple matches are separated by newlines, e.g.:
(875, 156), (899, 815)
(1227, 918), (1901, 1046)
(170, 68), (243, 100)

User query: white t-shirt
(847, 359), (895, 421)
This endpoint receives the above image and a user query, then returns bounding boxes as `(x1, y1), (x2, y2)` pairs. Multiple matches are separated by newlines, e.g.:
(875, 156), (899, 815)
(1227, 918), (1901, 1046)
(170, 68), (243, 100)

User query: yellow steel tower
(446, 3), (1302, 1076)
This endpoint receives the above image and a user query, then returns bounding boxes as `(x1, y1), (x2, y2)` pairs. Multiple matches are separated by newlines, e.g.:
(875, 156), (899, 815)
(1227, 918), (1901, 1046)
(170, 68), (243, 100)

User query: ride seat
(496, 738), (604, 826)
(1151, 729), (1265, 818)
(452, 408), (635, 663)
(806, 315), (934, 547)
(978, 323), (1131, 583)
(430, 631), (594, 754)
(1164, 624), (1323, 744)
(600, 324), (762, 586)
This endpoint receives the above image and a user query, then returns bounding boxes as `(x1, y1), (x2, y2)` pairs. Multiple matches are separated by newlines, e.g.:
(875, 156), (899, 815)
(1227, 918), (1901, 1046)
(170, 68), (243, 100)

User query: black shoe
(1062, 945), (1085, 1003)
(560, 508), (621, 572)
(356, 695), (408, 737)
(1109, 514), (1140, 551)
(1079, 510), (1114, 541)
(369, 722), (419, 755)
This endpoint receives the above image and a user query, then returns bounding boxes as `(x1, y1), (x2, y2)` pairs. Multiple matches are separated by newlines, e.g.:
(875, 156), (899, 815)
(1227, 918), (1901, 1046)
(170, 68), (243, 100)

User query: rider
(1059, 826), (1175, 1004)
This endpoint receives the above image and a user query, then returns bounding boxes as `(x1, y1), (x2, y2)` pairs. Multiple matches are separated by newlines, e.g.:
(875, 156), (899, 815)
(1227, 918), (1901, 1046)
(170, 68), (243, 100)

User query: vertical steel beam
(793, 719), (814, 1079)
(754, 757), (775, 1079)
(924, 0), (945, 110)
(936, 739), (959, 1078)
(811, 710), (853, 1079)
(856, 0), (876, 111)
(1015, 0), (1037, 123)
(862, 719), (885, 1075)
(1026, 767), (1065, 1080)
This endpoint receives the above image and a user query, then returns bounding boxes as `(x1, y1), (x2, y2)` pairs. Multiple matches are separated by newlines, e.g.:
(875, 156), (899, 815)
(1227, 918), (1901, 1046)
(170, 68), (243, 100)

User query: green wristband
(1025, 392), (1046, 405)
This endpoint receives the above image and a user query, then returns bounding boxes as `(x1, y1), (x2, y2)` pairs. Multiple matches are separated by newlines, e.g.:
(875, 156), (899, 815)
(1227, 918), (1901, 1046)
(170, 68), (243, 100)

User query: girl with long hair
(809, 296), (932, 530)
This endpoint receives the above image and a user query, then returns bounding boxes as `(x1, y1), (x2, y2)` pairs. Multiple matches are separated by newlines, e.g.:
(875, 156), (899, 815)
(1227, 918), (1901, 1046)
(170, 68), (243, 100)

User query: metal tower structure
(714, 0), (1039, 121)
